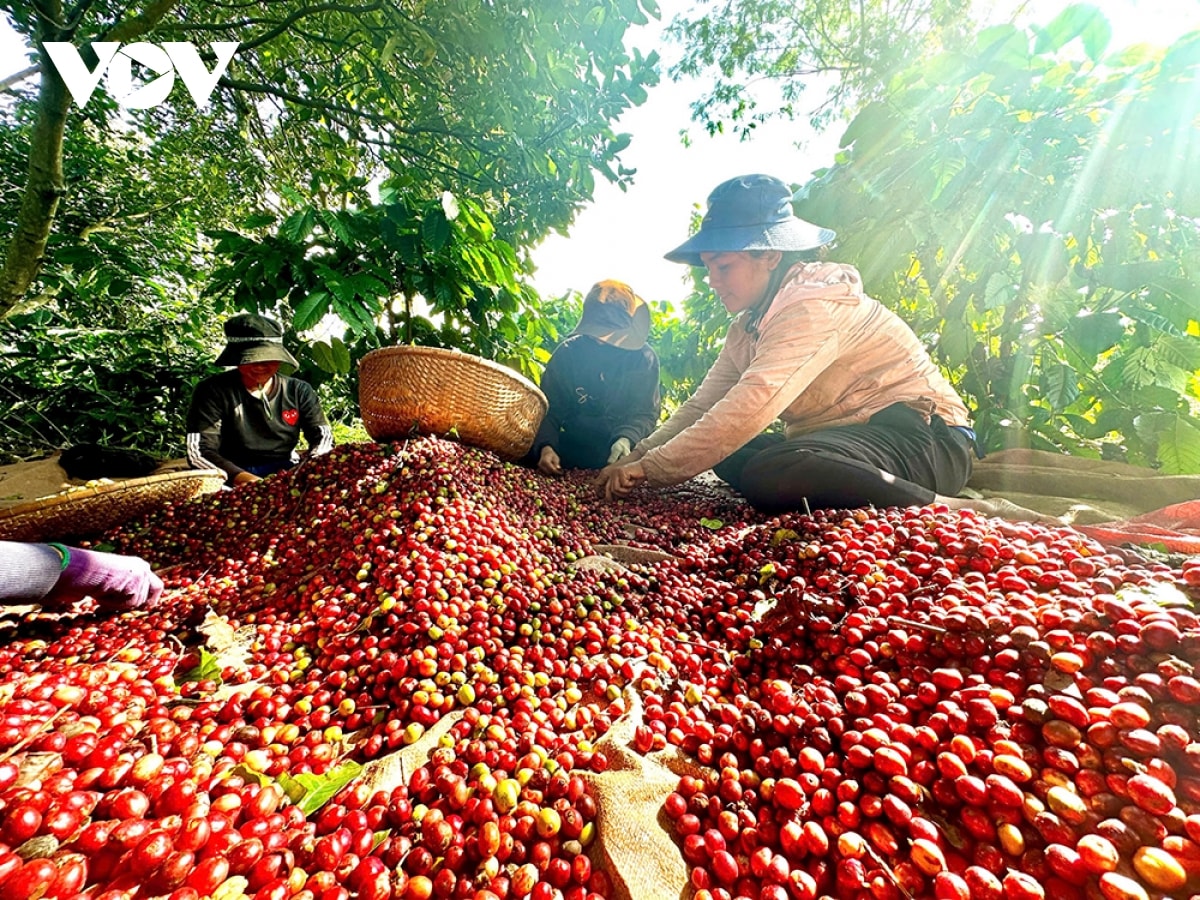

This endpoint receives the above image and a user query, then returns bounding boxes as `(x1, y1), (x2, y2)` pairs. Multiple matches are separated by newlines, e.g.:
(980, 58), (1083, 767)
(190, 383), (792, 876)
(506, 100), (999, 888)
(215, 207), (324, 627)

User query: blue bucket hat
(664, 174), (836, 267)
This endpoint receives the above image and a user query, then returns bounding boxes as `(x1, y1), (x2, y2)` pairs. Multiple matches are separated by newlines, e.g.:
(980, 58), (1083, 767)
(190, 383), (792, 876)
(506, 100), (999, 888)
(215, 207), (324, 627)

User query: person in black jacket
(186, 313), (333, 486)
(532, 280), (662, 474)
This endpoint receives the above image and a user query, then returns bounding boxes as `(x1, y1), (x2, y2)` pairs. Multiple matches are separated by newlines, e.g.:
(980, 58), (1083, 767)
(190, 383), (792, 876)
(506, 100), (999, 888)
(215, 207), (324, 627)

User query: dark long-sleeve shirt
(533, 335), (661, 469)
(186, 370), (332, 481)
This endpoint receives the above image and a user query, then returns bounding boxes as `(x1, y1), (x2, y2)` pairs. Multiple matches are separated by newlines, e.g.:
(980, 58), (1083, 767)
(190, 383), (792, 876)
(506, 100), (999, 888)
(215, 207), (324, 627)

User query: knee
(737, 447), (817, 511)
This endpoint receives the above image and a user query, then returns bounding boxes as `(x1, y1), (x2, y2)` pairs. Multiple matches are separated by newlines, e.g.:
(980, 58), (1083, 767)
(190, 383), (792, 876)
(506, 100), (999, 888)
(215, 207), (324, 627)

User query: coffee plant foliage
(789, 5), (1200, 471)
(0, 302), (218, 464)
(203, 182), (560, 418)
(0, 0), (661, 313)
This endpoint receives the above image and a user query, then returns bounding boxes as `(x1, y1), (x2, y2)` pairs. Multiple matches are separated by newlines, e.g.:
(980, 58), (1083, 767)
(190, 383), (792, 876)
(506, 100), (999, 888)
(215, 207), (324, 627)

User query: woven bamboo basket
(359, 346), (548, 460)
(0, 470), (227, 543)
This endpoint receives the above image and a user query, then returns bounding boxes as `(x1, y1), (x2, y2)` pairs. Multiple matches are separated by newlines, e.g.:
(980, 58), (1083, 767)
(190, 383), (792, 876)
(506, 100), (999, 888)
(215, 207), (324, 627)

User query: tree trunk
(0, 0), (181, 318)
(0, 38), (68, 317)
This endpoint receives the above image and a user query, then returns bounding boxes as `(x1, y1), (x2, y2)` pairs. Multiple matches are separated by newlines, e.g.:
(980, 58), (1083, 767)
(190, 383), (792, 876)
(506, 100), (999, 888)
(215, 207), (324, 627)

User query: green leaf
(277, 761), (363, 816)
(1038, 363), (1080, 409)
(422, 209), (452, 252)
(241, 212), (278, 230)
(332, 296), (378, 335)
(1155, 334), (1200, 372)
(1033, 4), (1107, 55)
(839, 101), (896, 151)
(319, 210), (355, 247)
(1064, 312), (1124, 357)
(938, 317), (975, 363)
(699, 517), (723, 530)
(974, 26), (1028, 69)
(1145, 414), (1200, 474)
(311, 341), (334, 373)
(177, 647), (222, 685)
(330, 336), (352, 373)
(1091, 260), (1169, 292)
(280, 209), (317, 244)
(293, 290), (331, 333)
(982, 273), (1013, 311)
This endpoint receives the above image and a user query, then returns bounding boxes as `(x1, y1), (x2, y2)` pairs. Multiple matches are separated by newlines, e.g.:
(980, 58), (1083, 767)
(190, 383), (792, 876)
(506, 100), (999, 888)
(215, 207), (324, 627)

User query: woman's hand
(233, 471), (261, 485)
(593, 460), (646, 501)
(537, 446), (563, 476)
(45, 546), (164, 612)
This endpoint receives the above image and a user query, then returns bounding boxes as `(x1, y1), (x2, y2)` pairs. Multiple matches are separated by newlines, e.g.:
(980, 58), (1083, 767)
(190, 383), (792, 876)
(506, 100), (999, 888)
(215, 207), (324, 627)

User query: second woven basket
(358, 346), (548, 461)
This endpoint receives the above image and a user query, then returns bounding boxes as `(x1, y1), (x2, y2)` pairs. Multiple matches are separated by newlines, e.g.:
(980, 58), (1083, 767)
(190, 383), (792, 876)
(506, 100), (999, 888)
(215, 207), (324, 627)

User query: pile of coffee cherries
(0, 438), (1195, 900)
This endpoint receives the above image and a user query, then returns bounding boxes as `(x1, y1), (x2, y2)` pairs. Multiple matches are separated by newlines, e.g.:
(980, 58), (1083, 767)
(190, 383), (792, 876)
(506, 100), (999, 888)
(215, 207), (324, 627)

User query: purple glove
(45, 546), (164, 611)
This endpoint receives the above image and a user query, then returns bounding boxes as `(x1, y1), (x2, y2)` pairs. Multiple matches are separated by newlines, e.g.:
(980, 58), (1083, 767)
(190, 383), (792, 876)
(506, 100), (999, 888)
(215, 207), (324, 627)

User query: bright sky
(2, 1), (1198, 309)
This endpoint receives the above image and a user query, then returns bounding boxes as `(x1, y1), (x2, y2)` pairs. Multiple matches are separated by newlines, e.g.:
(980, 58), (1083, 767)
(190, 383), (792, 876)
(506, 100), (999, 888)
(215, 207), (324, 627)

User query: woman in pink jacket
(594, 173), (987, 515)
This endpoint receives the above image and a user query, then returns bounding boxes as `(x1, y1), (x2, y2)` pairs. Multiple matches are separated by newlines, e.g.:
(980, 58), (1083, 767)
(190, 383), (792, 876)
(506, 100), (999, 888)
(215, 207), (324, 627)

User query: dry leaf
(198, 609), (255, 672)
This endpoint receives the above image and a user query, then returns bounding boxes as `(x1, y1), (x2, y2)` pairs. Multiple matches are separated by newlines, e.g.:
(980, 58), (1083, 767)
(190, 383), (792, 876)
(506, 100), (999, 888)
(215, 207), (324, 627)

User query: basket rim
(360, 345), (547, 408)
(0, 469), (227, 522)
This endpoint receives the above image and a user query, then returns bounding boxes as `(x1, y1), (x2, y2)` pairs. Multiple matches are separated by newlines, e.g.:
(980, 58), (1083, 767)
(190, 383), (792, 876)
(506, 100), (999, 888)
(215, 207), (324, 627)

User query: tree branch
(64, 0), (104, 32)
(179, 2), (386, 53)
(0, 66), (39, 93)
(77, 196), (196, 239)
(102, 0), (183, 43)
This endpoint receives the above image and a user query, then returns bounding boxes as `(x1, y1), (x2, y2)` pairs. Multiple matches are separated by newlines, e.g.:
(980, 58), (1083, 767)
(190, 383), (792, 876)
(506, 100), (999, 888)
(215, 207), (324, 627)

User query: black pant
(712, 403), (973, 513)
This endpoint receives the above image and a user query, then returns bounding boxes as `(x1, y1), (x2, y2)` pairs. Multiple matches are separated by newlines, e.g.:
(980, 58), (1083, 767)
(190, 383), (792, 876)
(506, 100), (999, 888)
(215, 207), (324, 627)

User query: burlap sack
(578, 689), (704, 900)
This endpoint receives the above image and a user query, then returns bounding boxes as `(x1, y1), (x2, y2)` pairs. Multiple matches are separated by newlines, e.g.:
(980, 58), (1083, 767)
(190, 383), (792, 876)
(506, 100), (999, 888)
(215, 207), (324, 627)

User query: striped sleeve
(311, 425), (334, 457)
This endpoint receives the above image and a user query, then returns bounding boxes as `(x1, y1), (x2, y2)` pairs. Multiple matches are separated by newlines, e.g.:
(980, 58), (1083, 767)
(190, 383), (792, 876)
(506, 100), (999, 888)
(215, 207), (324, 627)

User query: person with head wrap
(186, 313), (333, 486)
(531, 280), (662, 475)
(594, 174), (985, 514)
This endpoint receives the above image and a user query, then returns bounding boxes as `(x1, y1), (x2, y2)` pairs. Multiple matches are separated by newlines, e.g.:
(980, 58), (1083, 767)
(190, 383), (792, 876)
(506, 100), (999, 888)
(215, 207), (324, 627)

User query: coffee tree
(201, 183), (554, 425)
(0, 0), (659, 314)
(793, 7), (1200, 469)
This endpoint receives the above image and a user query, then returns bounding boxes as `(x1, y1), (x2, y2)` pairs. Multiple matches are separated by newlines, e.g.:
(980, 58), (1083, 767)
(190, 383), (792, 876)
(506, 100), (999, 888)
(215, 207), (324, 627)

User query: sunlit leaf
(293, 290), (331, 333)
(1064, 312), (1124, 357)
(277, 762), (363, 816)
(1039, 363), (1080, 409)
(1146, 414), (1200, 474)
(177, 647), (221, 686)
(771, 528), (799, 546)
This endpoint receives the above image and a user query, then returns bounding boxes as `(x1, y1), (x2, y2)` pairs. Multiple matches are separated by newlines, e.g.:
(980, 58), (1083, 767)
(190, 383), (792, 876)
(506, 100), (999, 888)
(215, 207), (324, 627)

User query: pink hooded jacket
(635, 262), (971, 487)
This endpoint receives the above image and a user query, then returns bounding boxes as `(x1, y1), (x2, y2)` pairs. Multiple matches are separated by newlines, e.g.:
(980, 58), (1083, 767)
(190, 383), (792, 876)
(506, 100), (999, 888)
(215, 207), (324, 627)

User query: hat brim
(215, 342), (299, 371)
(571, 301), (650, 350)
(664, 218), (836, 267)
